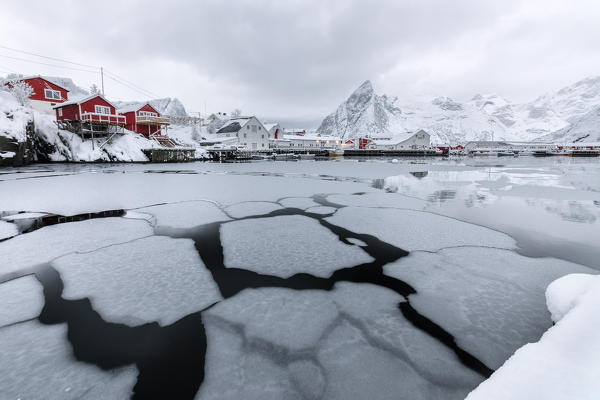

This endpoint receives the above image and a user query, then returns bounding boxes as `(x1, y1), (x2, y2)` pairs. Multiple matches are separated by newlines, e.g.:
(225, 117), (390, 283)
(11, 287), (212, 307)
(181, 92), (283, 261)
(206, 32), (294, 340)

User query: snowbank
(0, 90), (31, 142)
(466, 273), (600, 400)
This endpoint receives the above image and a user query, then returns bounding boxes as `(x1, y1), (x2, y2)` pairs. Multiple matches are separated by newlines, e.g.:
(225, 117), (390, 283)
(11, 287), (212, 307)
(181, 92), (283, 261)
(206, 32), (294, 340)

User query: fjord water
(0, 156), (598, 399)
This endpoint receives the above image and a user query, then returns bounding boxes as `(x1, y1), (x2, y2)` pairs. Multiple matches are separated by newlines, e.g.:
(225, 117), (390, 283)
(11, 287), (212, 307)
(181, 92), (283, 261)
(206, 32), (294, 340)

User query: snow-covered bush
(5, 79), (33, 106)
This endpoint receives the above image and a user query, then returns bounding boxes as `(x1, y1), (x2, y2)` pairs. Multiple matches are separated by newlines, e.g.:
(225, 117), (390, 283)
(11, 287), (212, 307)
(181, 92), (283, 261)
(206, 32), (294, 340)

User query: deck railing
(136, 115), (170, 125)
(81, 112), (126, 125)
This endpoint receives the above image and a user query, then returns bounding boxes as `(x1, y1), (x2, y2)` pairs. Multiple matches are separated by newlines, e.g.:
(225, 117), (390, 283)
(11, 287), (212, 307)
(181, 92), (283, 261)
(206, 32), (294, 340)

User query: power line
(1, 45), (163, 100)
(0, 53), (99, 73)
(104, 69), (160, 98)
(103, 75), (153, 99)
(0, 44), (98, 69)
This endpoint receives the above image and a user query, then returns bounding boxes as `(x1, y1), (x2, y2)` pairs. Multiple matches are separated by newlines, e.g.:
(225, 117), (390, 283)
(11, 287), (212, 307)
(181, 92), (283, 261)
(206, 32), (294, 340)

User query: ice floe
(53, 236), (221, 325)
(0, 218), (153, 276)
(221, 215), (373, 278)
(385, 248), (594, 369)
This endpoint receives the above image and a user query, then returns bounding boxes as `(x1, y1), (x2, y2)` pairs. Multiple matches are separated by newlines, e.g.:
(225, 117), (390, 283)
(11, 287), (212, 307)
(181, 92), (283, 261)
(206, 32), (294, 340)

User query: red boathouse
(117, 103), (170, 137)
(53, 94), (125, 138)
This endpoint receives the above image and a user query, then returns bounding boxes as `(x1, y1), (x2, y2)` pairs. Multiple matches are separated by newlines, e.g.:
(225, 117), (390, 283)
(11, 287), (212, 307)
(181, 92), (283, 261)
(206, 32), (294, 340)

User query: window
(261, 134), (264, 139)
(95, 105), (111, 114)
(139, 111), (158, 117)
(259, 126), (262, 130)
(44, 89), (61, 100)
(244, 133), (247, 138)
(252, 125), (257, 133)
(58, 108), (63, 117)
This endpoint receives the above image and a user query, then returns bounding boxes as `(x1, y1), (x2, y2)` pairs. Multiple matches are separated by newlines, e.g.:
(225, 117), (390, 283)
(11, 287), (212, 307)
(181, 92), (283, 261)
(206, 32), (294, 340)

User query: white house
(366, 129), (430, 150)
(215, 116), (270, 150)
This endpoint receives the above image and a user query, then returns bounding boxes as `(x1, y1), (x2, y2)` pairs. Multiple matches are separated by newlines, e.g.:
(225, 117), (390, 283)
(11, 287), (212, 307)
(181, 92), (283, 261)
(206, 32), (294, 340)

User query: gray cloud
(1, 0), (599, 127)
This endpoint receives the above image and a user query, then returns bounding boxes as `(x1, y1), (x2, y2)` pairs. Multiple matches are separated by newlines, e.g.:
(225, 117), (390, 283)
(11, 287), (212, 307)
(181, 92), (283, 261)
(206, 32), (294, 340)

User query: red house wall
(23, 77), (69, 103)
(80, 96), (116, 114)
(55, 104), (80, 121)
(121, 104), (162, 136)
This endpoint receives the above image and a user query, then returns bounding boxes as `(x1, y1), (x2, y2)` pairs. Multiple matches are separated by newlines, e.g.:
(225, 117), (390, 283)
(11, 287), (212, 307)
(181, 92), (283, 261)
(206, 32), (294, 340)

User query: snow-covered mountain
(318, 81), (507, 144)
(318, 77), (600, 143)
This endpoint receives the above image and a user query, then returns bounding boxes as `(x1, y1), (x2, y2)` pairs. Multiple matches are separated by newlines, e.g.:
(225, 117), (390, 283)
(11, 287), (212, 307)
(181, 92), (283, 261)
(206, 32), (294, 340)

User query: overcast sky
(1, 0), (599, 127)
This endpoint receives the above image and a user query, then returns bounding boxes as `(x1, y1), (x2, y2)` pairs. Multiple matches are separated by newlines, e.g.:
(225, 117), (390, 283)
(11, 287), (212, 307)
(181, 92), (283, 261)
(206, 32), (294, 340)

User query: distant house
(365, 129), (430, 150)
(215, 116), (270, 150)
(54, 94), (125, 126)
(117, 103), (170, 137)
(4, 76), (69, 114)
(263, 123), (283, 139)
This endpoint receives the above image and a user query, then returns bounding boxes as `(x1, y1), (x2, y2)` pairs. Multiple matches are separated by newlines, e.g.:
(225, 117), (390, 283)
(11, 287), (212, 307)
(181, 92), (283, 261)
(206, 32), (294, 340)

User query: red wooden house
(117, 103), (170, 137)
(53, 94), (125, 125)
(4, 76), (69, 113)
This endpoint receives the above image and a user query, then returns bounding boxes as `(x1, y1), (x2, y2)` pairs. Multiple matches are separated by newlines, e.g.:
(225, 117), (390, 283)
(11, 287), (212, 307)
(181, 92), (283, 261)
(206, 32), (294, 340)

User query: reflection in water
(410, 171), (429, 179)
(428, 190), (457, 203)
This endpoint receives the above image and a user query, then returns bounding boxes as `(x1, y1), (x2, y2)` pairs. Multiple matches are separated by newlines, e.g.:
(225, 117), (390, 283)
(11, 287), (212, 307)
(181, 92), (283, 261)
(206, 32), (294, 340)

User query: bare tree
(230, 108), (242, 118)
(89, 84), (99, 95)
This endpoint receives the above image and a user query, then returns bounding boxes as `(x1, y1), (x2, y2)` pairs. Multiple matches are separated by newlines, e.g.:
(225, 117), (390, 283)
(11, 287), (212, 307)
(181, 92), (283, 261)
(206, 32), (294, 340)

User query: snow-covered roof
(18, 75), (70, 92)
(263, 123), (280, 130)
(369, 130), (428, 145)
(53, 94), (116, 109)
(216, 117), (253, 134)
(116, 102), (158, 114)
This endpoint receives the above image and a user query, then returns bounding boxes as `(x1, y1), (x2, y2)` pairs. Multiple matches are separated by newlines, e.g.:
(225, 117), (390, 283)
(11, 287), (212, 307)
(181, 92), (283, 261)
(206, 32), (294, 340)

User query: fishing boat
(328, 148), (345, 157)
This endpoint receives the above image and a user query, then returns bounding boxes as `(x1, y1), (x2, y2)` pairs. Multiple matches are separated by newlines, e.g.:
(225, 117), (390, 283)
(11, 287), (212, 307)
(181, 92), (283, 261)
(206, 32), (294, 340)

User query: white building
(215, 116), (270, 151)
(270, 134), (343, 150)
(367, 129), (430, 150)
(263, 123), (284, 140)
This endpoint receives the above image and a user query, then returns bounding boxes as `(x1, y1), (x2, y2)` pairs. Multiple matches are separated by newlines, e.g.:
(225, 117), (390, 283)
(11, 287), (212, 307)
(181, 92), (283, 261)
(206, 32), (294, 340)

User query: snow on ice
(0, 218), (153, 276)
(385, 248), (594, 369)
(132, 200), (229, 229)
(0, 322), (137, 400)
(54, 236), (221, 325)
(221, 215), (373, 278)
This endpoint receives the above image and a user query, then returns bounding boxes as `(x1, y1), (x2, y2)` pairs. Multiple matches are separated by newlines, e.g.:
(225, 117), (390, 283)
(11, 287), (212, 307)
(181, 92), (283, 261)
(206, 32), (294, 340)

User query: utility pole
(100, 67), (105, 95)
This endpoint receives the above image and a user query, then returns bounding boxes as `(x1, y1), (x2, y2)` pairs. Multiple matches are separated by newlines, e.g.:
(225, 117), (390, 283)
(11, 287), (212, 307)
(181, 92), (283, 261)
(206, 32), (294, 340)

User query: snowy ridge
(318, 76), (600, 143)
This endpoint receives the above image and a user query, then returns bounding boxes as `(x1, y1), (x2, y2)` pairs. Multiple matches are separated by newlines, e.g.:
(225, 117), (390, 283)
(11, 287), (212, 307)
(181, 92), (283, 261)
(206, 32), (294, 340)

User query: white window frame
(45, 89), (61, 100)
(58, 108), (63, 117)
(95, 105), (111, 115)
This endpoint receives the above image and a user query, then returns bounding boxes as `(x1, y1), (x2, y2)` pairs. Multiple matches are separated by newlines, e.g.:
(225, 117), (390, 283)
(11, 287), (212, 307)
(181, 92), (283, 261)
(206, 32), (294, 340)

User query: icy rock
(54, 236), (221, 325)
(206, 288), (338, 351)
(196, 323), (302, 400)
(466, 273), (600, 400)
(326, 207), (516, 252)
(0, 218), (153, 276)
(545, 273), (597, 323)
(134, 200), (229, 228)
(0, 276), (44, 327)
(385, 248), (594, 369)
(0, 322), (137, 400)
(221, 215), (373, 278)
(224, 201), (282, 218)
